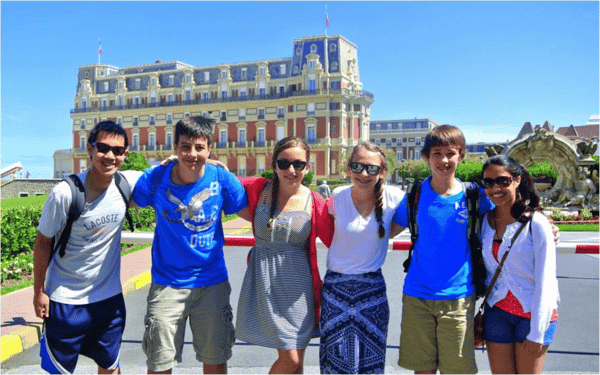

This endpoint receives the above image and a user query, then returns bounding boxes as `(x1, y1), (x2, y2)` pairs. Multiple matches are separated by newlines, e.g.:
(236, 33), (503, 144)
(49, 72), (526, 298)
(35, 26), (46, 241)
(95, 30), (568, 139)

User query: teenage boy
(34, 121), (141, 374)
(132, 116), (247, 374)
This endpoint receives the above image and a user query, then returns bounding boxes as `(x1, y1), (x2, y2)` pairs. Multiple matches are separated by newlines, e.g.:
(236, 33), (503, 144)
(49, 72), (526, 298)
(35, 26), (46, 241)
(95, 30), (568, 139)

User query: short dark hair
(175, 116), (215, 146)
(421, 125), (466, 159)
(482, 155), (541, 220)
(88, 121), (129, 148)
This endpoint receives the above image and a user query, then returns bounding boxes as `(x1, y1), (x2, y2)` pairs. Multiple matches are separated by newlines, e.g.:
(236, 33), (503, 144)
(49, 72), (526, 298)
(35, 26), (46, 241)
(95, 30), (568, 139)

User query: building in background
(369, 118), (438, 162)
(67, 34), (374, 179)
(53, 149), (73, 178)
(555, 115), (599, 153)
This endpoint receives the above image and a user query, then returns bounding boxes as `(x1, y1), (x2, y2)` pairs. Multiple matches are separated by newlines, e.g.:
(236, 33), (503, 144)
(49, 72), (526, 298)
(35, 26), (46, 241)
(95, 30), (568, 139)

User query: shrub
(581, 208), (593, 221)
(1, 206), (42, 261)
(1, 252), (33, 282)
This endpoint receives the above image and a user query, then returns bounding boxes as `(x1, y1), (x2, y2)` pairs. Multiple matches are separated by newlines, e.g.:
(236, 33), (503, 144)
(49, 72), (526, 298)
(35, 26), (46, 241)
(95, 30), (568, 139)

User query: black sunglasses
(482, 176), (513, 188)
(348, 162), (382, 175)
(276, 159), (307, 171)
(92, 142), (126, 156)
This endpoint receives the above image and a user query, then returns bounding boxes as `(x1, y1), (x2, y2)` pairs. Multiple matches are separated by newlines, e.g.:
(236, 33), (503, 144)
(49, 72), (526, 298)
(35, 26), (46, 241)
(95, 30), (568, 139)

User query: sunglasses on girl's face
(348, 162), (382, 175)
(482, 176), (513, 188)
(276, 159), (307, 171)
(92, 142), (126, 156)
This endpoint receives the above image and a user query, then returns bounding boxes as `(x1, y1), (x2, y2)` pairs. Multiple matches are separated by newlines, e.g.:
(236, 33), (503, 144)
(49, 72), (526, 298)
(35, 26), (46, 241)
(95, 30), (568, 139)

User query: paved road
(2, 246), (598, 374)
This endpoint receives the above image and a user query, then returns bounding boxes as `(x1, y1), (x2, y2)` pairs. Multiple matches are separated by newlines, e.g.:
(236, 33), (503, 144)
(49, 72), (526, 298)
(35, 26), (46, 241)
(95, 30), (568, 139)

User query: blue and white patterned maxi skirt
(319, 269), (389, 374)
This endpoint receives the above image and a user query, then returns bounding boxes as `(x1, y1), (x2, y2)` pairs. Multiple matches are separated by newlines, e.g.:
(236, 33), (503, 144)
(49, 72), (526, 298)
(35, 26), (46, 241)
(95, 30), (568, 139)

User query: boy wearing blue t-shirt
(132, 116), (247, 374)
(393, 125), (493, 374)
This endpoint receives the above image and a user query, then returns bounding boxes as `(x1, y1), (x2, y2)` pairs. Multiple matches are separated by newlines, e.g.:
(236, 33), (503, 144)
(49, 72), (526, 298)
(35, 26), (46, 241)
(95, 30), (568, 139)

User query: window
(149, 133), (155, 150)
(257, 155), (266, 174)
(133, 117), (138, 126)
(81, 119), (86, 129)
(135, 78), (141, 89)
(416, 151), (421, 159)
(79, 159), (87, 172)
(307, 125), (316, 144)
(204, 71), (210, 82)
(307, 103), (315, 116)
(169, 75), (174, 85)
(150, 115), (155, 125)
(386, 138), (392, 147)
(241, 68), (247, 79)
(239, 108), (246, 120)
(238, 129), (246, 147)
(309, 79), (316, 93)
(203, 91), (209, 102)
(258, 108), (265, 119)
(185, 89), (191, 102)
(134, 96), (139, 106)
(167, 94), (173, 104)
(150, 92), (156, 106)
(374, 138), (381, 146)
(331, 159), (336, 174)
(240, 88), (247, 100)
(309, 60), (315, 69)
(279, 85), (285, 97)
(102, 99), (107, 109)
(257, 128), (265, 147)
(222, 71), (228, 79)
(167, 114), (172, 124)
(260, 67), (265, 76)
(132, 135), (139, 151)
(117, 117), (122, 125)
(397, 151), (403, 161)
(186, 74), (191, 83)
(104, 82), (108, 91)
(152, 78), (156, 86)
(277, 126), (285, 141)
(80, 136), (86, 151)
(119, 81), (123, 89)
(238, 155), (247, 177)
(219, 130), (227, 148)
(280, 64), (286, 74)
(221, 111), (227, 121)
(222, 90), (227, 100)
(82, 98), (87, 109)
(166, 132), (173, 150)
(278, 107), (284, 118)
(416, 138), (421, 146)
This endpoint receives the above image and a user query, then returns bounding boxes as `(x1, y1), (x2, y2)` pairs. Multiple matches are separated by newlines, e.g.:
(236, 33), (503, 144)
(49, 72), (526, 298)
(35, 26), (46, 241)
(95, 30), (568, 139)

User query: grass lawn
(556, 223), (599, 232)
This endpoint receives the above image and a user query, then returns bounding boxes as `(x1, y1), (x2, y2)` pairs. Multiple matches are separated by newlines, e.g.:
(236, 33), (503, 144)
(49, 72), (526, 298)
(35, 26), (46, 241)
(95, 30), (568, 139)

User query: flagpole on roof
(98, 38), (102, 64)
(325, 5), (329, 35)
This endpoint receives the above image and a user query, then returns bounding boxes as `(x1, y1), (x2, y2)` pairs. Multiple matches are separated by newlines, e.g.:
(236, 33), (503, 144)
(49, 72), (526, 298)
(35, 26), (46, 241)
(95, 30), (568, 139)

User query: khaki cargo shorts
(398, 294), (477, 374)
(142, 281), (235, 372)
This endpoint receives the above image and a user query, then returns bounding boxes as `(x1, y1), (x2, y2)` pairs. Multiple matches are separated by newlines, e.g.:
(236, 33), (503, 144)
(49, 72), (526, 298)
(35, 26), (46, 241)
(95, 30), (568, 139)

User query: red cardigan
(240, 177), (333, 324)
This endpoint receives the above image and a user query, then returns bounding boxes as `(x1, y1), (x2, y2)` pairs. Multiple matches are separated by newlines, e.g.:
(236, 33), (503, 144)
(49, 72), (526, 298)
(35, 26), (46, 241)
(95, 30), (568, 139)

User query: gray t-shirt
(38, 170), (141, 304)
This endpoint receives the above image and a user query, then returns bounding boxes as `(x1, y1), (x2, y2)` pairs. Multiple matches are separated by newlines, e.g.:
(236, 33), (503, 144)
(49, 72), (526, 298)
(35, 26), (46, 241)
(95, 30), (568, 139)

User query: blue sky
(2, 1), (598, 178)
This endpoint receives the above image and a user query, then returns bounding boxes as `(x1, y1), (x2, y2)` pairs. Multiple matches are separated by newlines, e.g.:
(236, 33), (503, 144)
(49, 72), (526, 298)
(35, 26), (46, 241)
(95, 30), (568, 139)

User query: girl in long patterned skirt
(319, 141), (404, 374)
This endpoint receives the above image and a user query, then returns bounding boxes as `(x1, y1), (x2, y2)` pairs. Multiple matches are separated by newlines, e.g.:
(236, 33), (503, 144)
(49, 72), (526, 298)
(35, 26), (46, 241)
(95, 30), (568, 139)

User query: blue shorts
(483, 304), (557, 346)
(40, 293), (126, 374)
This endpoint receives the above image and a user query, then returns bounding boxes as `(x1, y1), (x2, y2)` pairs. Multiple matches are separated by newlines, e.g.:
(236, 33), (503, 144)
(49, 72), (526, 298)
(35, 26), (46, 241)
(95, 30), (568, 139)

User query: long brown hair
(268, 136), (310, 229)
(348, 141), (388, 238)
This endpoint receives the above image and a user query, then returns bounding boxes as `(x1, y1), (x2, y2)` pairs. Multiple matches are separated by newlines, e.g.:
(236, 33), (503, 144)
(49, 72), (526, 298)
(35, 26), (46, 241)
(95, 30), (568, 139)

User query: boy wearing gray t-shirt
(33, 121), (140, 374)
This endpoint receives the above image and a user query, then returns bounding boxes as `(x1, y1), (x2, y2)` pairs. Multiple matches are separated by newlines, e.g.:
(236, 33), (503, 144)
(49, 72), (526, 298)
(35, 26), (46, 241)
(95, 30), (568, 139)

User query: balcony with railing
(70, 88), (375, 114)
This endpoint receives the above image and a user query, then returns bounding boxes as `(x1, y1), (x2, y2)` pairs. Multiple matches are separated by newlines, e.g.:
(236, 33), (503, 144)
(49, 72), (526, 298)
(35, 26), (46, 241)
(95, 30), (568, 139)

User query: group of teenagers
(33, 116), (560, 375)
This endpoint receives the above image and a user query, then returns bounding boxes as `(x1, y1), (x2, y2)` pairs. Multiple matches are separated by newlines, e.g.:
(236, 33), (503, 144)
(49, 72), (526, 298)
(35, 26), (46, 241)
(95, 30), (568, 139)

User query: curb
(0, 270), (153, 363)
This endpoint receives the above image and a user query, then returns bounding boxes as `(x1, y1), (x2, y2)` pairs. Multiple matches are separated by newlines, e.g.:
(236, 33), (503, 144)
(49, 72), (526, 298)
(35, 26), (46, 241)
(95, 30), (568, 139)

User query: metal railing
(70, 88), (375, 114)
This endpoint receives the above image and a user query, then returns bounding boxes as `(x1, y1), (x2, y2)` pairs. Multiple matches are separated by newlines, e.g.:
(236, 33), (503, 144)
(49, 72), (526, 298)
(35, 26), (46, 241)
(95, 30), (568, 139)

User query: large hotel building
(65, 34), (375, 179)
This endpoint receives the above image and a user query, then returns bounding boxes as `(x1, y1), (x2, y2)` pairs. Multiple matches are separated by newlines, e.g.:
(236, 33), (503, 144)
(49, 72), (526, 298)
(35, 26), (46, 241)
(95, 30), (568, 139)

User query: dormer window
(241, 68), (247, 78)
(222, 71), (228, 79)
(204, 71), (210, 82)
(260, 67), (265, 76)
(309, 60), (315, 69)
(280, 64), (286, 75)
(169, 75), (174, 85)
(104, 82), (108, 91)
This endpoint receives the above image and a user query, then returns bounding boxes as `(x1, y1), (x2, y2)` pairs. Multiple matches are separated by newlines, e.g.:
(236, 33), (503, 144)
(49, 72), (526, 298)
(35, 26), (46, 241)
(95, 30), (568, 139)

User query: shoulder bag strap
(478, 219), (528, 313)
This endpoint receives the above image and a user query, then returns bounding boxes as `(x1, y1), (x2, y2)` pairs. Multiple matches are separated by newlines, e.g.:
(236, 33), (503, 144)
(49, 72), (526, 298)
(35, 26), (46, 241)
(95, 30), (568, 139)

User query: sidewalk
(0, 217), (251, 363)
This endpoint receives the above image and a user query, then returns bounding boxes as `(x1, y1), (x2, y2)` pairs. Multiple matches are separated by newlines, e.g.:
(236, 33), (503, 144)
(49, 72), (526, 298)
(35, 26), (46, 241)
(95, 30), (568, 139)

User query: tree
(455, 159), (484, 182)
(381, 147), (396, 177)
(121, 152), (151, 171)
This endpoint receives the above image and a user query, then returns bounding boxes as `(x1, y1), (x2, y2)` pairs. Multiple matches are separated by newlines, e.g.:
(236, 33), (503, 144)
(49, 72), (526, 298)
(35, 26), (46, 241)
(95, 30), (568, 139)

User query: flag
(326, 10), (329, 28)
(98, 39), (102, 55)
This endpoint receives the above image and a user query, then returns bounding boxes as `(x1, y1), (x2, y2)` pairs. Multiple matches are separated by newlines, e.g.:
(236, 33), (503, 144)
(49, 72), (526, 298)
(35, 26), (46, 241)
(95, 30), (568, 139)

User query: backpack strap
(114, 171), (134, 232)
(464, 182), (486, 297)
(51, 174), (86, 258)
(404, 179), (422, 273)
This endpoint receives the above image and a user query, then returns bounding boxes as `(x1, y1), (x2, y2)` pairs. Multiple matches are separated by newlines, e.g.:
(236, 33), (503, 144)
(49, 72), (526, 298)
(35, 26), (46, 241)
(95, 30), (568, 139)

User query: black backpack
(403, 179), (487, 297)
(50, 172), (134, 259)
